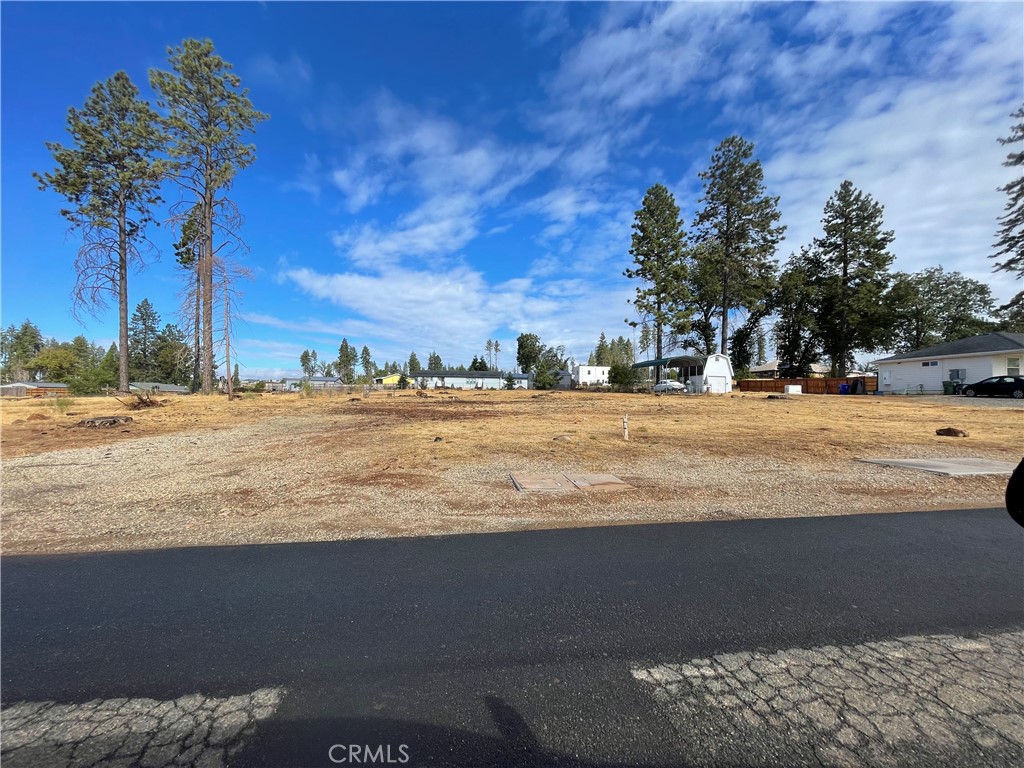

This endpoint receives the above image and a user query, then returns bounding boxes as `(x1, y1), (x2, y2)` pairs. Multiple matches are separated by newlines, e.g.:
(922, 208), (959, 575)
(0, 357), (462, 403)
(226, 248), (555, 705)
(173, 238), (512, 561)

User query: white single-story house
(284, 376), (344, 390)
(412, 370), (532, 390)
(573, 365), (611, 387)
(872, 332), (1023, 394)
(631, 353), (735, 393)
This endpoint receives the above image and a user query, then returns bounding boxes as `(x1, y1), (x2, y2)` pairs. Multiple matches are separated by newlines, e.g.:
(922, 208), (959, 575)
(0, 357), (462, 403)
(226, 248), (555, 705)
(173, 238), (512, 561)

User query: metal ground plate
(510, 472), (634, 492)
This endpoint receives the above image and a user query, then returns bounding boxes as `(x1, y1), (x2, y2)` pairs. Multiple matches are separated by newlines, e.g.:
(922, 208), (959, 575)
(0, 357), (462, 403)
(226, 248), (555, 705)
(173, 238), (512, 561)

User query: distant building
(130, 382), (190, 395)
(374, 373), (405, 387)
(0, 383), (29, 397)
(283, 376), (343, 390)
(404, 370), (532, 390)
(0, 381), (70, 397)
(748, 359), (830, 379)
(573, 365), (611, 387)
(631, 354), (735, 393)
(873, 332), (1023, 395)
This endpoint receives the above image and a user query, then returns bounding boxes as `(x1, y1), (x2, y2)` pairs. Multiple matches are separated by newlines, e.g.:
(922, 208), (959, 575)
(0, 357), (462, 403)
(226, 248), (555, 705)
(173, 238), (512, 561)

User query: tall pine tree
(35, 72), (166, 392)
(808, 180), (894, 376)
(128, 299), (161, 381)
(150, 39), (267, 394)
(624, 184), (689, 383)
(993, 104), (1024, 309)
(692, 136), (784, 355)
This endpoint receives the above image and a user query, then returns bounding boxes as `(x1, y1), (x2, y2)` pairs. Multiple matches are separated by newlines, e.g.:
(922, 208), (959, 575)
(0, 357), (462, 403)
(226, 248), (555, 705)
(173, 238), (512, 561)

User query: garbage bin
(942, 380), (957, 395)
(838, 383), (850, 395)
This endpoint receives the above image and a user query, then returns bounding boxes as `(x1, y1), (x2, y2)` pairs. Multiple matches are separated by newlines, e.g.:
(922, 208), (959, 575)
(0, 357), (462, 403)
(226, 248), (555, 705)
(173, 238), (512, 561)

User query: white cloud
(523, 2), (570, 45)
(760, 2), (1023, 303)
(326, 93), (558, 264)
(281, 264), (637, 366)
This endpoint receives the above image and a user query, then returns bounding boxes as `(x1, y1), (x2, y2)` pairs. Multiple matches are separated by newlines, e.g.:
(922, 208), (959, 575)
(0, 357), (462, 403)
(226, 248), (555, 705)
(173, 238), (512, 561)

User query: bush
(252, 381), (266, 393)
(53, 397), (74, 415)
(608, 362), (641, 392)
(534, 367), (555, 390)
(299, 381), (315, 398)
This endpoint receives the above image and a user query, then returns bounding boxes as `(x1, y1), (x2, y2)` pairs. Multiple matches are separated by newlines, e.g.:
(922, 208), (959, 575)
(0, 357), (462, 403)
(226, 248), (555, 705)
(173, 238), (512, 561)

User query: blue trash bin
(839, 383), (850, 395)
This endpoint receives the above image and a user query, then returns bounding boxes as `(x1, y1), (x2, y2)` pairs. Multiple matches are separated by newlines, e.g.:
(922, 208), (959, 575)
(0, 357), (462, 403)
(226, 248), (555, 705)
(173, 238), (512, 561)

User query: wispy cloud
(246, 52), (312, 93)
(325, 92), (558, 265)
(279, 263), (635, 366)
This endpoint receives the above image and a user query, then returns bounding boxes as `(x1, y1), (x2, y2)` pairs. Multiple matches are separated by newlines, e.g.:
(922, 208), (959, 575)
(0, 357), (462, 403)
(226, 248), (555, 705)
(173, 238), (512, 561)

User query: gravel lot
(1, 390), (1016, 554)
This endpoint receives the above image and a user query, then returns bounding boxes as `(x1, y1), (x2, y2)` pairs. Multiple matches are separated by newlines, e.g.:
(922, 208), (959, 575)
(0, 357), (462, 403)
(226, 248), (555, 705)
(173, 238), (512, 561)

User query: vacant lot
(1, 390), (1020, 554)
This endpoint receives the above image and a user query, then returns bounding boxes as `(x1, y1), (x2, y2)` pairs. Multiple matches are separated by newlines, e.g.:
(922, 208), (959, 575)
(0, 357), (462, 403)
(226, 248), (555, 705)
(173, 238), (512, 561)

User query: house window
(1008, 358), (1021, 376)
(949, 368), (966, 381)
(921, 361), (937, 367)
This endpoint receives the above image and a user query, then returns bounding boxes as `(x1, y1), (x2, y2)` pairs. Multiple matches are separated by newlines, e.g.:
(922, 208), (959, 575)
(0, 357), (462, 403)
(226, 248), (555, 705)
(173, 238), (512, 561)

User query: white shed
(630, 353), (735, 393)
(691, 353), (735, 394)
(0, 383), (29, 397)
(873, 332), (1023, 394)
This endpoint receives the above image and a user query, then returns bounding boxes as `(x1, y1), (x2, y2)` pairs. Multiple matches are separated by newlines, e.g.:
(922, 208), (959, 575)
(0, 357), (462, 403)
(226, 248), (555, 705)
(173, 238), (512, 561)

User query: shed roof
(873, 332), (1024, 364)
(632, 355), (705, 369)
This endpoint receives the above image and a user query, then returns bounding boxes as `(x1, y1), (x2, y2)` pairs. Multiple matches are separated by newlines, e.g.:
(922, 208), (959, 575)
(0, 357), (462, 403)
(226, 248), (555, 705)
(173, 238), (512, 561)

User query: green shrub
(608, 362), (641, 392)
(534, 367), (555, 390)
(299, 381), (315, 398)
(53, 397), (74, 415)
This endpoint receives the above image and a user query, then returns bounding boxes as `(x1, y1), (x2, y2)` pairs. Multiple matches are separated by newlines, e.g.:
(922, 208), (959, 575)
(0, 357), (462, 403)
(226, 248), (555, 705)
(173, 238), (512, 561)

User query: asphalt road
(2, 508), (1022, 767)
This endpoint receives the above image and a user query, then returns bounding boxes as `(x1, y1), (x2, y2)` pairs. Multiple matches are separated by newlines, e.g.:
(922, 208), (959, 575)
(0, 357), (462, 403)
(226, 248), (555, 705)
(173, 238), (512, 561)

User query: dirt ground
(1, 390), (1021, 554)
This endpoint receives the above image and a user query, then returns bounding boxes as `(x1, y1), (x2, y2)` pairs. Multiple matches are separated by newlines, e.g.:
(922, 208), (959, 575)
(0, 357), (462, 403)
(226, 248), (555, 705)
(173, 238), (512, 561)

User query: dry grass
(1, 390), (1021, 555)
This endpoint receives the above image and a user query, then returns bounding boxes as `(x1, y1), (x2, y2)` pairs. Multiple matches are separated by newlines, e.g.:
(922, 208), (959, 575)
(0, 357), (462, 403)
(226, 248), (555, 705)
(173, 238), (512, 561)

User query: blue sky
(2, 1), (1022, 378)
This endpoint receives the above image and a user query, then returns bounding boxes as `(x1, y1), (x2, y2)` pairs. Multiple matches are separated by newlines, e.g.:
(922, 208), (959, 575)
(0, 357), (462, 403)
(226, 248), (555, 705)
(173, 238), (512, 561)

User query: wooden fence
(738, 377), (873, 395)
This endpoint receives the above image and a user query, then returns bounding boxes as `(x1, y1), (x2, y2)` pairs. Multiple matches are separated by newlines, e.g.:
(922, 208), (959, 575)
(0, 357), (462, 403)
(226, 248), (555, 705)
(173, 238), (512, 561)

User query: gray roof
(874, 332), (1024, 363)
(30, 382), (69, 389)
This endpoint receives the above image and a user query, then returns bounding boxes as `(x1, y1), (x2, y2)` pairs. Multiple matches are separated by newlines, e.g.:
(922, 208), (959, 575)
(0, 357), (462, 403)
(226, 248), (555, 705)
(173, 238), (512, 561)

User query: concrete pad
(564, 473), (635, 491)
(510, 473), (578, 492)
(859, 458), (1017, 476)
(510, 472), (634, 492)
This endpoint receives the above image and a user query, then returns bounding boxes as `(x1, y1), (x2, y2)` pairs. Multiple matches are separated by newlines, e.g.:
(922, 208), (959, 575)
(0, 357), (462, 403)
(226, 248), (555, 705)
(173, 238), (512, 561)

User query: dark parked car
(961, 376), (1024, 398)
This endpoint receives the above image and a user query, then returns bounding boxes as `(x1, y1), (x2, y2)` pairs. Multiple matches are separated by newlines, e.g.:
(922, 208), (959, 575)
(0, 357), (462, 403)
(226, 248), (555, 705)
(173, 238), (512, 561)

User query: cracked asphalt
(2, 508), (1022, 767)
(0, 688), (284, 768)
(635, 631), (1023, 767)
